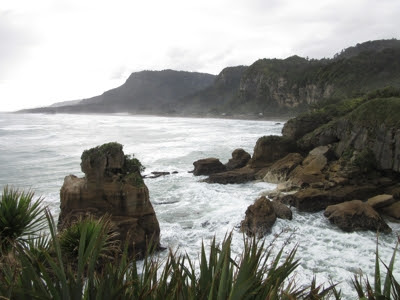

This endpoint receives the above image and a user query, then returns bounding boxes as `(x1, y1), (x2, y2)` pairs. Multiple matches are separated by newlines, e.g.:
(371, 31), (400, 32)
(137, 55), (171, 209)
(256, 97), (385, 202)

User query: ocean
(0, 112), (398, 298)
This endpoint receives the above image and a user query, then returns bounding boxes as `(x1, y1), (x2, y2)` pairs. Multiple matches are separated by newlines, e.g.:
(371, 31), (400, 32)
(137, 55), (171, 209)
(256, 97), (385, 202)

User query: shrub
(0, 186), (46, 254)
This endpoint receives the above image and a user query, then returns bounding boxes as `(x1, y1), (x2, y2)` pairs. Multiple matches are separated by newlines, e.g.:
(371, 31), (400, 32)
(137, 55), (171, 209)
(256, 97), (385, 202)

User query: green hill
(20, 39), (400, 117)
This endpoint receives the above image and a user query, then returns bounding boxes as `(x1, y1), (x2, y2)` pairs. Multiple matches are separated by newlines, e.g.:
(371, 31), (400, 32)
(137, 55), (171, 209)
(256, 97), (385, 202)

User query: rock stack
(58, 142), (160, 256)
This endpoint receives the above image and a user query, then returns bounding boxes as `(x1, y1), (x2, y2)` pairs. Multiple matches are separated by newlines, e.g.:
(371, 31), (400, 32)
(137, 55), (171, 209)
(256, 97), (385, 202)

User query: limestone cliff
(58, 142), (160, 256)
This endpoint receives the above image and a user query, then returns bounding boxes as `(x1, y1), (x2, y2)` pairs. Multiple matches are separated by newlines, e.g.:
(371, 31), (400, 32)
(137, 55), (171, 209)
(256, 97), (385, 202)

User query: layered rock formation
(58, 142), (160, 256)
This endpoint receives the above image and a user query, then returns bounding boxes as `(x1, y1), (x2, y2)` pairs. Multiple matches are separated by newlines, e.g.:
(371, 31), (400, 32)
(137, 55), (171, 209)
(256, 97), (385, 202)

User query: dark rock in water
(193, 158), (227, 176)
(281, 184), (379, 212)
(263, 153), (304, 183)
(248, 135), (297, 168)
(271, 200), (293, 220)
(225, 148), (251, 170)
(324, 200), (391, 233)
(205, 167), (256, 184)
(58, 142), (160, 256)
(145, 171), (171, 178)
(241, 196), (277, 237)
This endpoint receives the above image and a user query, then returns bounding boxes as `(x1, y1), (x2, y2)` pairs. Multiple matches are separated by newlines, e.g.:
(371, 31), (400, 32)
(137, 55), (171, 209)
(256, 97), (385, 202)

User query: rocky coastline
(55, 88), (400, 256)
(193, 89), (400, 236)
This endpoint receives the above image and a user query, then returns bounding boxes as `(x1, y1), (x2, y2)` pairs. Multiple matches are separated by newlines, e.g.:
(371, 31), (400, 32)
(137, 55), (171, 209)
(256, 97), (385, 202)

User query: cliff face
(333, 99), (400, 172)
(288, 91), (400, 173)
(58, 142), (160, 255)
(181, 40), (400, 116)
(177, 66), (247, 115)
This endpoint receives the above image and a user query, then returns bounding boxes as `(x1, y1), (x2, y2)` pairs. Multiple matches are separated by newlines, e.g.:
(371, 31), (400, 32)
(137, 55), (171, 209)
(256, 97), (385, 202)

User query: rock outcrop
(367, 194), (396, 209)
(58, 142), (160, 256)
(196, 149), (253, 184)
(225, 148), (251, 170)
(193, 158), (227, 176)
(271, 200), (293, 220)
(247, 136), (297, 168)
(298, 98), (400, 173)
(280, 185), (379, 212)
(205, 167), (256, 184)
(381, 202), (400, 220)
(324, 200), (391, 233)
(240, 196), (277, 237)
(263, 153), (304, 183)
(288, 146), (335, 188)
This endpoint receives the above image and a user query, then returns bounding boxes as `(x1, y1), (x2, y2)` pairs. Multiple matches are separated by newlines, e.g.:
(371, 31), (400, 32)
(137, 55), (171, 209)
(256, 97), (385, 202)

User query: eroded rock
(58, 142), (160, 256)
(381, 202), (400, 220)
(205, 167), (256, 184)
(247, 136), (297, 168)
(288, 146), (334, 188)
(271, 200), (293, 220)
(240, 196), (277, 237)
(193, 158), (227, 176)
(281, 184), (379, 212)
(367, 194), (396, 209)
(324, 200), (391, 233)
(263, 153), (304, 183)
(225, 148), (251, 170)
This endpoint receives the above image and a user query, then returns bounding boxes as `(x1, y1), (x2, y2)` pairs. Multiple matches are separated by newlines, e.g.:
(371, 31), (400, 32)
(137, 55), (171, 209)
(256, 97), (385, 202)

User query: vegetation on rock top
(81, 142), (123, 162)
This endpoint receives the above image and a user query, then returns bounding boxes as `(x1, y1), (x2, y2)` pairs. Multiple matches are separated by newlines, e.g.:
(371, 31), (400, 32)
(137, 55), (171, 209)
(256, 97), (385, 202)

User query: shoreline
(10, 110), (293, 123)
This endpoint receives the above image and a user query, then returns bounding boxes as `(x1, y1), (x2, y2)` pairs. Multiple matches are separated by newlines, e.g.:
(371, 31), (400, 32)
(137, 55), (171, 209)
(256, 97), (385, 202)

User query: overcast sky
(1, 0), (399, 111)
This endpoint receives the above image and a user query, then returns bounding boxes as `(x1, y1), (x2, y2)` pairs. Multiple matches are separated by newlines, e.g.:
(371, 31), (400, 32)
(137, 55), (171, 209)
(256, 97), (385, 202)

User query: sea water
(0, 112), (399, 298)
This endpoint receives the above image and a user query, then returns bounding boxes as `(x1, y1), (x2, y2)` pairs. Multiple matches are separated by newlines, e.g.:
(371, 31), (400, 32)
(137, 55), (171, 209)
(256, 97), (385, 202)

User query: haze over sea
(0, 112), (399, 298)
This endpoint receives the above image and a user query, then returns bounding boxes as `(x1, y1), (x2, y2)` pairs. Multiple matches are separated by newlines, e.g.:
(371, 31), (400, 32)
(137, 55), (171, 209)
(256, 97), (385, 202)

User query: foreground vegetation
(0, 187), (399, 299)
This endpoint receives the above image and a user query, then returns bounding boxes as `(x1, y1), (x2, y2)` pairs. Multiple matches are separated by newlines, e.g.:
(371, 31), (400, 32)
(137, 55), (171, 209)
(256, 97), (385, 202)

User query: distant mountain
(22, 70), (215, 114)
(50, 100), (81, 107)
(20, 39), (400, 117)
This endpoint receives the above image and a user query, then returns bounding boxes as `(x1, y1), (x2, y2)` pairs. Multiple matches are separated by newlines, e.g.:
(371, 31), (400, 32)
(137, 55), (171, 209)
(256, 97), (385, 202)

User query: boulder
(145, 171), (171, 178)
(225, 148), (251, 170)
(381, 202), (400, 220)
(280, 184), (379, 212)
(271, 201), (293, 220)
(247, 136), (297, 168)
(263, 153), (304, 183)
(193, 158), (227, 176)
(324, 200), (391, 233)
(58, 142), (160, 256)
(288, 146), (334, 188)
(205, 167), (256, 184)
(240, 196), (277, 237)
(367, 194), (396, 209)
